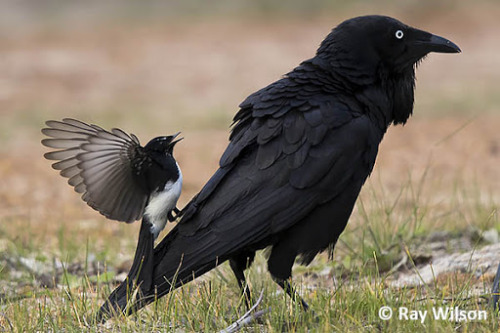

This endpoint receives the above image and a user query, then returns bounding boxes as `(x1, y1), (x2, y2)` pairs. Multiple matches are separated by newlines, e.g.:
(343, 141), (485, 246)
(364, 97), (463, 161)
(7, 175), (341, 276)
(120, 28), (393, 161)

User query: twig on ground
(219, 290), (270, 333)
(0, 312), (13, 331)
(415, 295), (489, 303)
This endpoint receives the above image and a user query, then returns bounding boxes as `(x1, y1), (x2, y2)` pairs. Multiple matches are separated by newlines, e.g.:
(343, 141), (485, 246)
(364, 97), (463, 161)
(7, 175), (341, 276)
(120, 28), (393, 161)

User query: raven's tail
(492, 262), (500, 310)
(96, 225), (224, 322)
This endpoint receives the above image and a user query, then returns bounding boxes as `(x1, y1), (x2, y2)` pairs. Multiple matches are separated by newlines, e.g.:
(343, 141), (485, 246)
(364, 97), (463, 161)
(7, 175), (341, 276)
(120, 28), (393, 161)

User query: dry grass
(0, 2), (499, 331)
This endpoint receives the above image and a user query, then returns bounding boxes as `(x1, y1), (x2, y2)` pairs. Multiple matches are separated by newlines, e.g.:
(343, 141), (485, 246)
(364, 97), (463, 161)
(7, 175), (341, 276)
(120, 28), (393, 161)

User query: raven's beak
(424, 33), (461, 53)
(413, 31), (461, 54)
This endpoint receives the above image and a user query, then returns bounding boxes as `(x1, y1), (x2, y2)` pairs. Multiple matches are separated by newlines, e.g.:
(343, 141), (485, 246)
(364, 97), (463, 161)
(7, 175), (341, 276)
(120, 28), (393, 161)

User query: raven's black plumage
(98, 15), (460, 320)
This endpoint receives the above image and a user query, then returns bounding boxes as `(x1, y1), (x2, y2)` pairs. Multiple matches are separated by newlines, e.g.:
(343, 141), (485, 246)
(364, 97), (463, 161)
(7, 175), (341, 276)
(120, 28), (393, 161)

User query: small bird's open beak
(414, 31), (461, 54)
(170, 132), (183, 145)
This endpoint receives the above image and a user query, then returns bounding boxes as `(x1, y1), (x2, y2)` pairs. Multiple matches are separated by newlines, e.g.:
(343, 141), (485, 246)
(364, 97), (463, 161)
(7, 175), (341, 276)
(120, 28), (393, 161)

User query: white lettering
(398, 307), (427, 323)
(478, 310), (487, 320)
(418, 310), (427, 323)
(431, 307), (487, 322)
(389, 306), (487, 322)
(399, 307), (408, 320)
(432, 306), (449, 320)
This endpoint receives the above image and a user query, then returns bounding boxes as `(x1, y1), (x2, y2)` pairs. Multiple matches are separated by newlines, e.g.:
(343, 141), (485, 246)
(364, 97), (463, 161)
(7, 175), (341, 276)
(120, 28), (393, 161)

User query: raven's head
(318, 15), (460, 79)
(316, 15), (460, 125)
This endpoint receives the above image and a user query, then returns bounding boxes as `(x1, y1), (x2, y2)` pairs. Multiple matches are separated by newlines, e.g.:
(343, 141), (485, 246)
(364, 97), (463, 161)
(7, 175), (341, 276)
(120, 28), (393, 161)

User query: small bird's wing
(42, 118), (148, 223)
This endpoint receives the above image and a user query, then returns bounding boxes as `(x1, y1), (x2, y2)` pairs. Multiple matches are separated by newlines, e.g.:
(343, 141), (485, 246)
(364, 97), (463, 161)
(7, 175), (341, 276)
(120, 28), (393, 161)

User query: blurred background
(0, 0), (499, 320)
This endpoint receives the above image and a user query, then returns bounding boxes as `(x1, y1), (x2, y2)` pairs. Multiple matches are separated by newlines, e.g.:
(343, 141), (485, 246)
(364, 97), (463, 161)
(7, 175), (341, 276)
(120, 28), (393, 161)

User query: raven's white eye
(395, 30), (404, 39)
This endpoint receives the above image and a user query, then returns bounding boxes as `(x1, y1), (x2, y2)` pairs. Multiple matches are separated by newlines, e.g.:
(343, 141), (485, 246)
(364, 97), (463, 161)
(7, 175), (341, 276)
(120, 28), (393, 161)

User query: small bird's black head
(144, 132), (183, 156)
(318, 15), (460, 77)
(140, 132), (182, 195)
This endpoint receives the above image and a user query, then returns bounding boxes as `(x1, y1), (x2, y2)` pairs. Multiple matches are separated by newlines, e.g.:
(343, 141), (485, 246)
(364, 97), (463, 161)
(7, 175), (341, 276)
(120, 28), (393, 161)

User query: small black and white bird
(41, 118), (183, 293)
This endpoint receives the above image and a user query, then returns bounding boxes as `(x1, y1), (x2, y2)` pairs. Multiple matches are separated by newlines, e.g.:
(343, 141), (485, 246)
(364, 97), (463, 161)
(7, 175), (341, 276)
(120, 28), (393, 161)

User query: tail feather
(96, 218), (154, 322)
(492, 262), (500, 310)
(96, 225), (226, 322)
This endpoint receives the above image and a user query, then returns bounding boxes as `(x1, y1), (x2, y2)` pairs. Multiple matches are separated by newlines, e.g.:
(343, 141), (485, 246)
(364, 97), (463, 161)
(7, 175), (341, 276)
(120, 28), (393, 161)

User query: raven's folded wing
(153, 99), (379, 286)
(175, 75), (380, 250)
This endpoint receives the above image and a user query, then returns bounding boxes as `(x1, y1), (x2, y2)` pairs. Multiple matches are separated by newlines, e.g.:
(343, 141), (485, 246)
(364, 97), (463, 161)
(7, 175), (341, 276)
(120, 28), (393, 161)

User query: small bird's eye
(395, 30), (404, 39)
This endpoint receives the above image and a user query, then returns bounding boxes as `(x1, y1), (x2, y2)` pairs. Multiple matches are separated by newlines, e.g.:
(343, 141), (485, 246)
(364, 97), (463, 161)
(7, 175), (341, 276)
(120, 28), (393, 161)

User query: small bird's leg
(167, 207), (181, 222)
(167, 212), (175, 222)
(274, 277), (309, 310)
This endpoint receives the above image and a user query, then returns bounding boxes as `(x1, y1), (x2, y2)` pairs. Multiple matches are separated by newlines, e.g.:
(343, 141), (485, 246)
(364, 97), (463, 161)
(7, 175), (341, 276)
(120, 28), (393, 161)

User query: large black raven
(98, 15), (460, 320)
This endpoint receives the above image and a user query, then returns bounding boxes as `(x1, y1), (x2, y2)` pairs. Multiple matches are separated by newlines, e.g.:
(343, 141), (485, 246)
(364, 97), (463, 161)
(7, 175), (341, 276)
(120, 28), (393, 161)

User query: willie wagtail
(42, 118), (182, 292)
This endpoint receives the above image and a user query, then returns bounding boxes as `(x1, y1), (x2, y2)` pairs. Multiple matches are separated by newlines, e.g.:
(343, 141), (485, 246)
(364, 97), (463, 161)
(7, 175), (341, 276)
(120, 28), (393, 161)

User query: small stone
(482, 228), (499, 244)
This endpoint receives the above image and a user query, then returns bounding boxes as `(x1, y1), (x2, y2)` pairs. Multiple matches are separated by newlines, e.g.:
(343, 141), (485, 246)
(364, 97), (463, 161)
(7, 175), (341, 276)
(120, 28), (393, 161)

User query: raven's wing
(42, 118), (148, 222)
(167, 75), (381, 265)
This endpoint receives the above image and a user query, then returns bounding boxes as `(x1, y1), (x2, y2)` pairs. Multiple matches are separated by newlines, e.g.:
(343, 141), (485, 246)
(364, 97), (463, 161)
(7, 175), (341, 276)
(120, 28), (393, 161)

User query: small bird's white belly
(145, 168), (182, 239)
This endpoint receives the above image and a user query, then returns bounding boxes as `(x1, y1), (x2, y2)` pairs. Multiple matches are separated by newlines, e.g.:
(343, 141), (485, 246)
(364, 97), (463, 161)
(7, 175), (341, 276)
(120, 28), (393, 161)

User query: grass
(0, 262), (496, 331)
(0, 171), (498, 332)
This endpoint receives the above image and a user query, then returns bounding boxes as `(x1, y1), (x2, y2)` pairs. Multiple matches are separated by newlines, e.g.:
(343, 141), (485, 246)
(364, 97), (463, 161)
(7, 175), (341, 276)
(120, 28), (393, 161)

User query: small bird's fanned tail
(97, 218), (155, 322)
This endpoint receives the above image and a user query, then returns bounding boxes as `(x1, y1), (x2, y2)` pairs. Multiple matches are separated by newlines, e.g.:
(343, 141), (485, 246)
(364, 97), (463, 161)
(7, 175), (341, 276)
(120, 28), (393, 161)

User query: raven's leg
(268, 243), (309, 310)
(273, 278), (309, 310)
(492, 262), (500, 311)
(229, 251), (255, 309)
